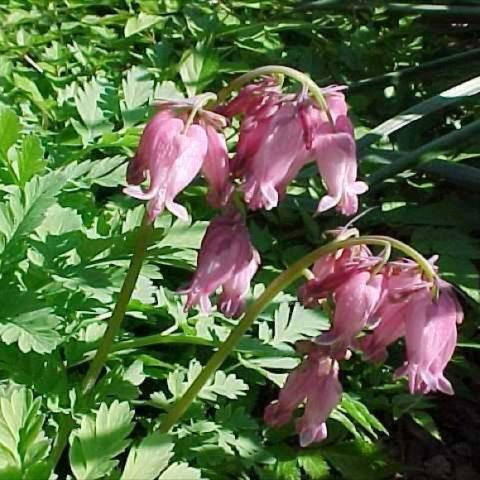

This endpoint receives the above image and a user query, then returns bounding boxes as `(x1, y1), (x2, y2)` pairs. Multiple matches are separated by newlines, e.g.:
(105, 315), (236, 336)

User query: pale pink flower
(179, 212), (259, 318)
(395, 281), (462, 395)
(264, 352), (342, 447)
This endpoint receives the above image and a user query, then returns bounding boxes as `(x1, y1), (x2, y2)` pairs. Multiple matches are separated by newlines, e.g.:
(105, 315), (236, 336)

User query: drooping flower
(313, 92), (368, 216)
(298, 234), (375, 308)
(395, 280), (462, 395)
(221, 79), (367, 214)
(179, 211), (260, 318)
(296, 359), (342, 446)
(264, 350), (342, 446)
(125, 97), (233, 222)
(315, 271), (384, 358)
(200, 122), (234, 208)
(356, 263), (429, 362)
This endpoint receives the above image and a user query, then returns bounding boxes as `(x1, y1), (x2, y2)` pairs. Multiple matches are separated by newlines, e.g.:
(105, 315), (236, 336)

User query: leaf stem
(49, 212), (153, 469)
(158, 235), (436, 433)
(81, 215), (153, 394)
(217, 65), (333, 124)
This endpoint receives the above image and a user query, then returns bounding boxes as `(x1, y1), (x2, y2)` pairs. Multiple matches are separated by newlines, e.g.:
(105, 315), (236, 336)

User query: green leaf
(12, 73), (50, 116)
(410, 412), (442, 441)
(340, 394), (388, 438)
(0, 109), (20, 157)
(121, 432), (174, 480)
(322, 441), (398, 480)
(35, 204), (83, 240)
(0, 171), (68, 267)
(167, 359), (248, 402)
(0, 386), (50, 479)
(158, 462), (202, 480)
(121, 67), (154, 126)
(358, 75), (480, 150)
(260, 302), (329, 348)
(368, 118), (480, 185)
(0, 307), (61, 354)
(298, 450), (331, 479)
(70, 401), (134, 480)
(73, 78), (112, 144)
(124, 13), (164, 37)
(179, 47), (219, 96)
(15, 135), (45, 186)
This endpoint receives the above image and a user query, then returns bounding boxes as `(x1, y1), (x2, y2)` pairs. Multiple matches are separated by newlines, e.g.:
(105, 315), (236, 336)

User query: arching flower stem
(217, 65), (334, 126)
(158, 235), (437, 433)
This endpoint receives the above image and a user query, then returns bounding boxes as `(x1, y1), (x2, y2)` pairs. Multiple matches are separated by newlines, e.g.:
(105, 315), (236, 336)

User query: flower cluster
(125, 67), (462, 448)
(264, 229), (463, 445)
(125, 73), (367, 316)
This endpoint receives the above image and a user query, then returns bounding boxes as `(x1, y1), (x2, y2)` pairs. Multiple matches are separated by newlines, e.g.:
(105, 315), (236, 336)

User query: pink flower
(264, 352), (342, 446)
(356, 265), (429, 361)
(179, 212), (259, 318)
(315, 271), (383, 358)
(298, 240), (375, 308)
(395, 281), (462, 395)
(222, 80), (311, 210)
(242, 100), (309, 210)
(125, 98), (232, 222)
(296, 360), (342, 446)
(314, 116), (368, 216)
(200, 123), (234, 208)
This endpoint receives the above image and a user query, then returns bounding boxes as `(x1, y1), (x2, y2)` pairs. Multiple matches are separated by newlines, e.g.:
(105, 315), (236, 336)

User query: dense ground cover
(0, 1), (479, 479)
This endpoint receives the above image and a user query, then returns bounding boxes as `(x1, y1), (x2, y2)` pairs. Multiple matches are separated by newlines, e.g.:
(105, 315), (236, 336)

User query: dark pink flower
(315, 271), (383, 358)
(264, 351), (342, 446)
(179, 212), (259, 318)
(200, 122), (234, 208)
(395, 281), (462, 395)
(125, 98), (232, 222)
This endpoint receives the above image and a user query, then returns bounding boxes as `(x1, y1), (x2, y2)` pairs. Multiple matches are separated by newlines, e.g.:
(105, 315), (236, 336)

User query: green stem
(70, 334), (216, 368)
(158, 235), (436, 433)
(49, 213), (153, 470)
(217, 65), (333, 124)
(81, 215), (153, 394)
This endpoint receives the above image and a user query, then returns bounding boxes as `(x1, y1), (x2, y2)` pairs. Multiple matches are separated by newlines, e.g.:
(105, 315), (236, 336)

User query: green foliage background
(0, 1), (479, 478)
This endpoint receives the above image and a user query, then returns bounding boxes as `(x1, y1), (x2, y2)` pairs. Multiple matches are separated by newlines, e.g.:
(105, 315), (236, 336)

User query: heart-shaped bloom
(179, 211), (260, 318)
(125, 97), (233, 222)
(264, 350), (342, 446)
(395, 280), (462, 395)
(315, 271), (384, 358)
(314, 114), (368, 216)
(221, 79), (367, 215)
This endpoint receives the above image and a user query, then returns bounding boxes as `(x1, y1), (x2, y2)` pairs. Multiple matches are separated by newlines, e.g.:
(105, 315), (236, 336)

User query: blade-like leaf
(358, 75), (480, 150)
(368, 119), (480, 185)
